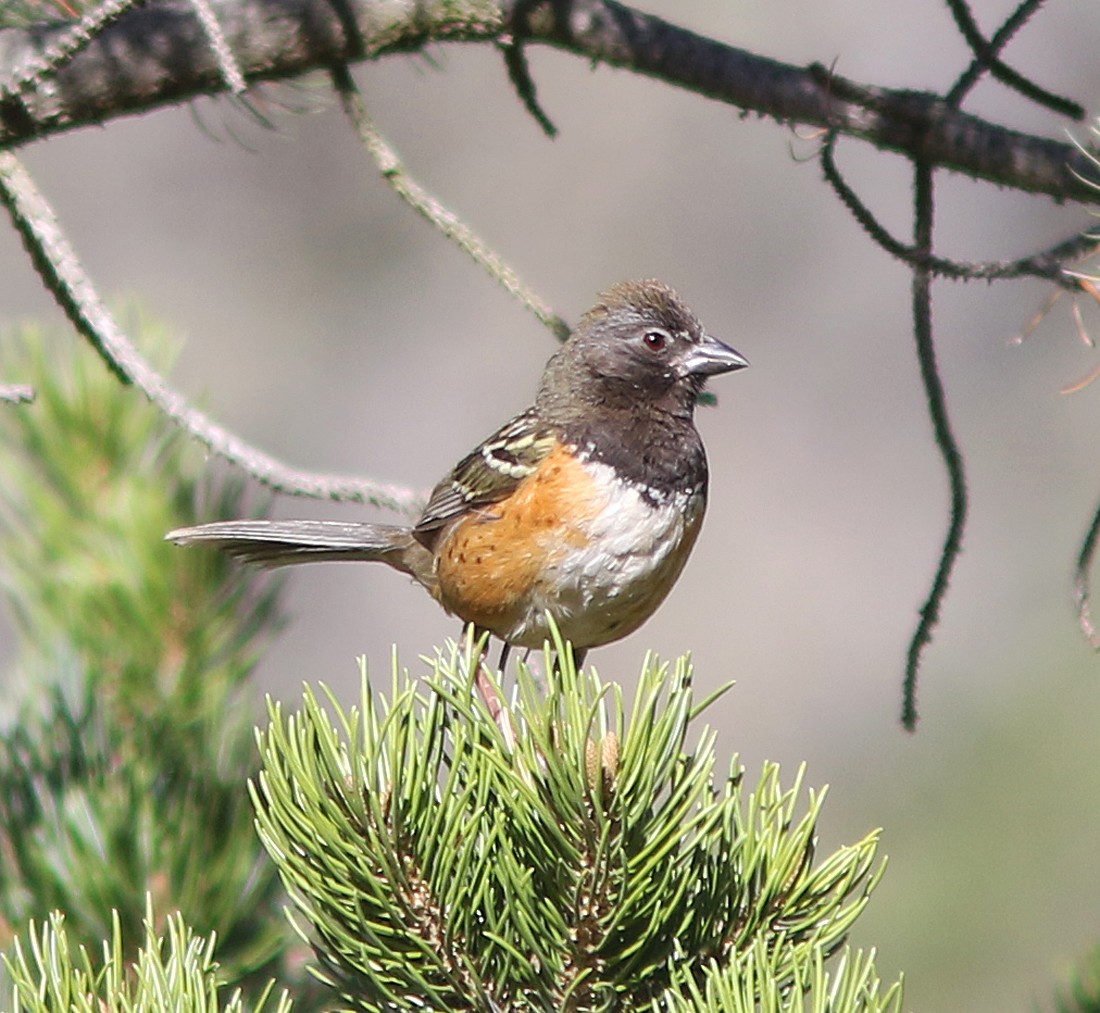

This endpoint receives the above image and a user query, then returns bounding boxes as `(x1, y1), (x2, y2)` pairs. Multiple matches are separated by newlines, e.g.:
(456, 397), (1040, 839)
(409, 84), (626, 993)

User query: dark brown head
(536, 280), (748, 420)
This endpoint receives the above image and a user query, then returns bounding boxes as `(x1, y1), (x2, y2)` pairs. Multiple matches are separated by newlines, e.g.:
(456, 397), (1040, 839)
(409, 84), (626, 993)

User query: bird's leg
(470, 628), (515, 747)
(498, 642), (512, 672)
(549, 645), (585, 678)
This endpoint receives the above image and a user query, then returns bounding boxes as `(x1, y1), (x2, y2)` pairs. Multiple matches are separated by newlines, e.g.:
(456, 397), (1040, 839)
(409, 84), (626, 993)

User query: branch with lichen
(332, 64), (569, 341)
(0, 0), (1094, 205)
(0, 149), (424, 512)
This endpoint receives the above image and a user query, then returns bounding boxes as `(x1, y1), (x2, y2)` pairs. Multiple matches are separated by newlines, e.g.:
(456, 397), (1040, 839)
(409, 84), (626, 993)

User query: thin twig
(944, 0), (1083, 117)
(0, 383), (35, 404)
(1060, 362), (1100, 396)
(330, 64), (571, 342)
(499, 38), (558, 138)
(1010, 286), (1065, 345)
(820, 134), (1098, 286)
(984, 0), (1049, 52)
(1074, 499), (1100, 649)
(0, 150), (423, 513)
(2, 1), (1098, 206)
(500, 0), (558, 138)
(186, 0), (247, 94)
(0, 0), (143, 98)
(902, 162), (969, 731)
(1070, 297), (1093, 347)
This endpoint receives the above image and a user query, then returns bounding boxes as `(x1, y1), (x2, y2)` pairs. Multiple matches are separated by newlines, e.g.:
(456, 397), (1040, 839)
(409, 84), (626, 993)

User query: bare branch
(0, 0), (143, 99)
(0, 0), (1098, 204)
(0, 150), (424, 513)
(820, 133), (1100, 284)
(331, 64), (570, 341)
(0, 0), (502, 147)
(943, 0), (1082, 116)
(499, 38), (558, 138)
(902, 163), (969, 732)
(1075, 500), (1100, 650)
(186, 0), (247, 95)
(501, 1), (559, 137)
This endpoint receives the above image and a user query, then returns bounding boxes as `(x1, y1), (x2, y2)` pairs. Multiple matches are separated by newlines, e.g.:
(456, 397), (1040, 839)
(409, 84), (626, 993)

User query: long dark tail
(166, 519), (430, 579)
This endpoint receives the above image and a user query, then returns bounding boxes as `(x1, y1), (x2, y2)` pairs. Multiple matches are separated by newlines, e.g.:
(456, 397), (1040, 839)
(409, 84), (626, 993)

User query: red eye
(643, 330), (668, 351)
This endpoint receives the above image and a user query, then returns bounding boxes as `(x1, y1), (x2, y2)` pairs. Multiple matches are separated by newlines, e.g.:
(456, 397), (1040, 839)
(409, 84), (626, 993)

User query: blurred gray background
(3, 1), (1100, 1009)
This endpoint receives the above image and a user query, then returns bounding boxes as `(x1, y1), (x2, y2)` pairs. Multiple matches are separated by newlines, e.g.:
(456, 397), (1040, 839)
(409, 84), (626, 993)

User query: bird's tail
(166, 519), (432, 582)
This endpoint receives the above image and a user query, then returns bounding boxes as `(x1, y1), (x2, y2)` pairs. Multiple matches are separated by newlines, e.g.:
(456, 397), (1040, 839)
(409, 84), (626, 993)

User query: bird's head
(539, 280), (748, 418)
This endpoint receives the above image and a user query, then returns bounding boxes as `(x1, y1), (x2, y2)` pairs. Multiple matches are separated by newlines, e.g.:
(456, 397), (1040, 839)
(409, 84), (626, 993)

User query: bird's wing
(412, 409), (558, 549)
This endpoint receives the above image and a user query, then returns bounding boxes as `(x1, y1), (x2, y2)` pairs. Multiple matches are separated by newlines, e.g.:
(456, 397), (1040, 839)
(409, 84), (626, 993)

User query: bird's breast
(434, 445), (705, 650)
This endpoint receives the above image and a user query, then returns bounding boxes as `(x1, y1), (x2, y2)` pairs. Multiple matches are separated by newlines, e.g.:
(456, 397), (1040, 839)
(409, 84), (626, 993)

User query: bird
(167, 280), (748, 667)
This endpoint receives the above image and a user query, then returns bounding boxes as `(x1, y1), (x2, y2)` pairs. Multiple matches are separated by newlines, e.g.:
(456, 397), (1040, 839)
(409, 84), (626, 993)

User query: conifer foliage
(0, 319), (291, 1006)
(0, 319), (902, 1011)
(253, 635), (901, 1012)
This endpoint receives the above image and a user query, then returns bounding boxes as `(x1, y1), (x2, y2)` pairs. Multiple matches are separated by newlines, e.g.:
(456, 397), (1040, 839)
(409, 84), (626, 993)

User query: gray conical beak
(679, 334), (750, 377)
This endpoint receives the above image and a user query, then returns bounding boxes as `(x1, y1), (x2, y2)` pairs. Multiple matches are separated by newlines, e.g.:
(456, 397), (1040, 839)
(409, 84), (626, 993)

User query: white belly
(505, 461), (705, 650)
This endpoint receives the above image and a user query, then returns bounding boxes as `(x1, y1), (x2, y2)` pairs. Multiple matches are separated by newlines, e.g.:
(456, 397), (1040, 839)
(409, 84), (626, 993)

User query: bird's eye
(643, 329), (669, 352)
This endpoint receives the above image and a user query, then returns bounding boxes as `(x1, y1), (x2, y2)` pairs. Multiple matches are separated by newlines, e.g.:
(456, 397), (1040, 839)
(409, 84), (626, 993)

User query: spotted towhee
(168, 280), (748, 663)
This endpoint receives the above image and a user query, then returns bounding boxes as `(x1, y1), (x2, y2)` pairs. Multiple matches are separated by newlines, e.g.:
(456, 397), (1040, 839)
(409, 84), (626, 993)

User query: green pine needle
(0, 314), (291, 992)
(0, 313), (902, 1013)
(2, 902), (293, 1012)
(1057, 946), (1100, 1013)
(252, 629), (899, 1012)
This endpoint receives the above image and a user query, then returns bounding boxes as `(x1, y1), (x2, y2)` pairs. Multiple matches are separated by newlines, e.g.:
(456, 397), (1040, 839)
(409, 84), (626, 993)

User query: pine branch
(0, 316), (294, 989)
(0, 0), (1097, 204)
(1057, 945), (1100, 1013)
(3, 907), (292, 1013)
(251, 631), (894, 1009)
(658, 942), (903, 1013)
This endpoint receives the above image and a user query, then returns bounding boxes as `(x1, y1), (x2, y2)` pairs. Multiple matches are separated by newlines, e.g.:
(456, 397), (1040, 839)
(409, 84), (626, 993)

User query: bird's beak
(679, 334), (750, 377)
